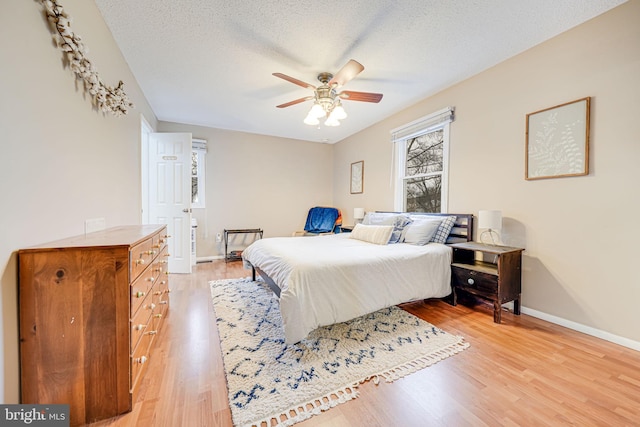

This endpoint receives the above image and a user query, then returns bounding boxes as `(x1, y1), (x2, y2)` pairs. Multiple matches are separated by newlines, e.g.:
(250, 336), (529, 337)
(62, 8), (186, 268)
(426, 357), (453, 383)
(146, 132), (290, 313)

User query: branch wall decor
(40, 0), (134, 116)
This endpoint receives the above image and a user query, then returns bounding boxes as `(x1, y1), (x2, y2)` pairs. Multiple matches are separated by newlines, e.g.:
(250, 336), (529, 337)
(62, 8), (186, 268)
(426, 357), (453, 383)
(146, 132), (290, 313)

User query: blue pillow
(430, 216), (457, 244)
(386, 215), (413, 243)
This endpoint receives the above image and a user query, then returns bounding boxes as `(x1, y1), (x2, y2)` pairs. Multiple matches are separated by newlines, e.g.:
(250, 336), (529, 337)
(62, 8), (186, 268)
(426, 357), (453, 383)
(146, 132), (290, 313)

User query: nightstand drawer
(451, 265), (498, 296)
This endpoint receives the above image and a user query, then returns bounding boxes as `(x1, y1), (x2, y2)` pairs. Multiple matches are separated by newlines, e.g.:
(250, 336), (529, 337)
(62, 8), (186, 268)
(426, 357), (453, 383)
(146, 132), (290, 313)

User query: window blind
(390, 107), (454, 143)
(192, 138), (207, 151)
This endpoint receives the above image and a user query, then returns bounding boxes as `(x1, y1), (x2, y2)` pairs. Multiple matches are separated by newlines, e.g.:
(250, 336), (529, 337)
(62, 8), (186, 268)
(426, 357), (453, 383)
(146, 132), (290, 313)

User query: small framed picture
(350, 160), (363, 194)
(525, 97), (590, 180)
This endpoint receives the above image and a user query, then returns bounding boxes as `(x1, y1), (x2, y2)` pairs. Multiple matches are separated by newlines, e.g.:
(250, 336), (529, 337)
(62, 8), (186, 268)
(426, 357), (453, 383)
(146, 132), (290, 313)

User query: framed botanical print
(525, 97), (590, 180)
(350, 160), (363, 194)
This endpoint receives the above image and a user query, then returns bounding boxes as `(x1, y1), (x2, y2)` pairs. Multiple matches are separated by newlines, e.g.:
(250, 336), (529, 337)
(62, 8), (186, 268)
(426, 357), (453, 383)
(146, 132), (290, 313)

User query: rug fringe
(372, 338), (470, 383)
(244, 337), (469, 427)
(245, 384), (360, 427)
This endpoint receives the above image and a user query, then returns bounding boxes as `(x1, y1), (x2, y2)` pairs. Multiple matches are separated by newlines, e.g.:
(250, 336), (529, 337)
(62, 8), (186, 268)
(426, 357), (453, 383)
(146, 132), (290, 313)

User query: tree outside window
(393, 108), (453, 213)
(192, 139), (206, 209)
(404, 130), (444, 212)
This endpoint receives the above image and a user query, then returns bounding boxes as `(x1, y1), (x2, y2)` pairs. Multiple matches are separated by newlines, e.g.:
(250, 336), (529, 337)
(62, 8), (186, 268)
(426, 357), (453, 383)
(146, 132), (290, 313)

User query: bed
(242, 212), (473, 344)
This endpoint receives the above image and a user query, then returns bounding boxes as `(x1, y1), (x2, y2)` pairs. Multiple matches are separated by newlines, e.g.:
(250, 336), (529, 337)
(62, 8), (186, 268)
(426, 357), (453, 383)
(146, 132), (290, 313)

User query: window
(191, 138), (207, 208)
(393, 107), (454, 213)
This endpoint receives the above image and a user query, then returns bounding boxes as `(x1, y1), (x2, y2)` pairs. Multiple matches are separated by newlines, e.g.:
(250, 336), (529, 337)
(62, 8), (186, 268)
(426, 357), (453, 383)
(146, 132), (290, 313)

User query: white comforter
(242, 233), (452, 344)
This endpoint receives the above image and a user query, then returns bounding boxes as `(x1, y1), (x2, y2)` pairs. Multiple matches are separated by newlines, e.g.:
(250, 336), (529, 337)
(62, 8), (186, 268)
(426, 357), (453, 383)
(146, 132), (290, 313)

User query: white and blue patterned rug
(210, 277), (469, 427)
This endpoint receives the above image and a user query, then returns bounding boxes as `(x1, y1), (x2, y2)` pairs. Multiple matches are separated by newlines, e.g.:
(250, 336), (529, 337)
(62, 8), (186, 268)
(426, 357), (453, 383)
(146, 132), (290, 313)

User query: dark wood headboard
(376, 212), (474, 244)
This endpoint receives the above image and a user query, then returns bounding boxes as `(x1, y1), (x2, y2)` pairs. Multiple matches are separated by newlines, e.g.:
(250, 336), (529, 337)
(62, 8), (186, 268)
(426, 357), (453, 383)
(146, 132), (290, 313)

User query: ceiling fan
(273, 59), (383, 127)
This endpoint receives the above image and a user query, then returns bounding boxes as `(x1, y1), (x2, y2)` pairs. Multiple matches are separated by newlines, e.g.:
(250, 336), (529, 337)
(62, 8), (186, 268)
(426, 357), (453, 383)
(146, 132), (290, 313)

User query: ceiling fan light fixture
(273, 59), (382, 128)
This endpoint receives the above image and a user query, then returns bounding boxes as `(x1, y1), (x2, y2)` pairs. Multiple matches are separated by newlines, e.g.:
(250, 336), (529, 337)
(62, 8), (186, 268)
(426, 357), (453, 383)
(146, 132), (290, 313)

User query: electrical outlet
(85, 217), (106, 234)
(216, 232), (222, 242)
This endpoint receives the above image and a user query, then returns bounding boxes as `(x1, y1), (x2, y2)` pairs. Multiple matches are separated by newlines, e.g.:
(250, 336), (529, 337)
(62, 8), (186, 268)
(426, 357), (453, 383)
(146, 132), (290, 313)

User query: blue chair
(293, 207), (342, 236)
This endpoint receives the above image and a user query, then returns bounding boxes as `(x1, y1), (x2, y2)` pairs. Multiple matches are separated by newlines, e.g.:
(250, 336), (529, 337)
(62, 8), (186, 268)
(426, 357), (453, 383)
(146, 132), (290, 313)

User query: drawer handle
(467, 278), (475, 285)
(145, 330), (157, 336)
(135, 291), (145, 298)
(160, 280), (167, 285)
(146, 303), (156, 310)
(135, 356), (147, 364)
(135, 258), (145, 265)
(154, 313), (162, 319)
(153, 244), (161, 249)
(159, 301), (168, 305)
(148, 277), (155, 283)
(154, 290), (162, 296)
(134, 324), (147, 331)
(146, 250), (156, 255)
(163, 253), (171, 257)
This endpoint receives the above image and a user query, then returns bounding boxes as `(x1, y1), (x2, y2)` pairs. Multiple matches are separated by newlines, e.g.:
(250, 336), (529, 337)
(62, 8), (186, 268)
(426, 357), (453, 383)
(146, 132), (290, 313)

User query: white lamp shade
(331, 104), (347, 120)
(354, 208), (365, 220)
(309, 103), (325, 119)
(478, 210), (502, 230)
(303, 114), (319, 125)
(324, 116), (340, 127)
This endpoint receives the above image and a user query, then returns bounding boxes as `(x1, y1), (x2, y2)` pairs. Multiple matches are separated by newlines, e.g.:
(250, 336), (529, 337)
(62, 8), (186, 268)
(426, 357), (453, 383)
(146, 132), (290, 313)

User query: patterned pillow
(430, 215), (457, 244)
(386, 215), (413, 244)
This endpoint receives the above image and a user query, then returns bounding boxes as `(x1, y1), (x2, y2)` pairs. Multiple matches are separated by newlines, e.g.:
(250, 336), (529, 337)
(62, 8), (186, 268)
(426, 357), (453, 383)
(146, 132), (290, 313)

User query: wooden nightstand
(449, 241), (524, 323)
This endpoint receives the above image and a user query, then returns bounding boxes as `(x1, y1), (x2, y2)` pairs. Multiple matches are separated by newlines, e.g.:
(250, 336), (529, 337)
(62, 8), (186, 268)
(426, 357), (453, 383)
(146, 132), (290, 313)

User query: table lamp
(478, 210), (502, 245)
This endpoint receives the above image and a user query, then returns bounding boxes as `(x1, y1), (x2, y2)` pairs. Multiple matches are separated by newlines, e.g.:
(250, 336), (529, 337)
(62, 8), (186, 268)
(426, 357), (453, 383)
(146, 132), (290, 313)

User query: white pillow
(402, 219), (441, 245)
(362, 212), (398, 226)
(349, 224), (393, 245)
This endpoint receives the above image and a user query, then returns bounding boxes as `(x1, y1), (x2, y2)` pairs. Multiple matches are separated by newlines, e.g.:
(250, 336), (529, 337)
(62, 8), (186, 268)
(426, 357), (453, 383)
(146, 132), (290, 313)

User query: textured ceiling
(94, 0), (624, 143)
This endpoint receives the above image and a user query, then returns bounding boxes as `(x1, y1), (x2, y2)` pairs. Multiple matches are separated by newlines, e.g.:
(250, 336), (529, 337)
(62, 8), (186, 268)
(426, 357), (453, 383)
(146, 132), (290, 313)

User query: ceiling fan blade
(272, 73), (315, 90)
(338, 90), (383, 103)
(276, 96), (314, 108)
(329, 59), (365, 87)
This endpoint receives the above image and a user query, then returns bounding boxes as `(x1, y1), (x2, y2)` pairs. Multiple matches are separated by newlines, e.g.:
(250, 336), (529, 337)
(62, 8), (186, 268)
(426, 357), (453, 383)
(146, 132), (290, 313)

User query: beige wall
(334, 1), (640, 345)
(157, 122), (334, 257)
(0, 1), (157, 402)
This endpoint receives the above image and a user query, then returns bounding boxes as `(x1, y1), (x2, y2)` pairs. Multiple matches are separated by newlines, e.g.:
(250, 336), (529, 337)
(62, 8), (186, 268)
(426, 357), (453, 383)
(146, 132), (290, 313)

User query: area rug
(210, 277), (469, 427)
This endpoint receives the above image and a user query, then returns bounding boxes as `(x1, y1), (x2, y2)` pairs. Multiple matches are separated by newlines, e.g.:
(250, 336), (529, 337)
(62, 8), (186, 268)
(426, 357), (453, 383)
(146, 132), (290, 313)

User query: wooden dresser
(18, 225), (170, 426)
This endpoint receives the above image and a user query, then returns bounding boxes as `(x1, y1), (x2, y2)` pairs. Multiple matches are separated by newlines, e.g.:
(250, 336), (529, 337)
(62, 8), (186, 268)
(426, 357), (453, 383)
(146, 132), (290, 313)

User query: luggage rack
(224, 228), (263, 262)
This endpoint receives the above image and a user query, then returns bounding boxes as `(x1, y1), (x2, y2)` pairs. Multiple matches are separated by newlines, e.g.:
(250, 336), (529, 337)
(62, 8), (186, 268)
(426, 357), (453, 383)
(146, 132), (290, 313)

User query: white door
(148, 132), (192, 274)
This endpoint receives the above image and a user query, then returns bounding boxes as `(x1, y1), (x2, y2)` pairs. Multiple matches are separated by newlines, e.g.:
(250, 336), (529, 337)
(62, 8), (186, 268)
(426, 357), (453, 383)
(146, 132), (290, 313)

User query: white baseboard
(196, 255), (223, 263)
(521, 306), (640, 352)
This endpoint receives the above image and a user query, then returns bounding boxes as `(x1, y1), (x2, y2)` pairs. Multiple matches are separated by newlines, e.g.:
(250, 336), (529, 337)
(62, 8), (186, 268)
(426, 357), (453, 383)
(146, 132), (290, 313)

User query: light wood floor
(92, 260), (640, 427)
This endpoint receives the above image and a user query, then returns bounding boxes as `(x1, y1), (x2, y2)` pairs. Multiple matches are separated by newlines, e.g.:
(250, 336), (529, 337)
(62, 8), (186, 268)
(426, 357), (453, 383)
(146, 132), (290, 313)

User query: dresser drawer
(130, 238), (155, 281)
(451, 265), (498, 296)
(130, 294), (154, 352)
(152, 232), (169, 255)
(131, 330), (154, 391)
(131, 267), (156, 316)
(152, 246), (169, 280)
